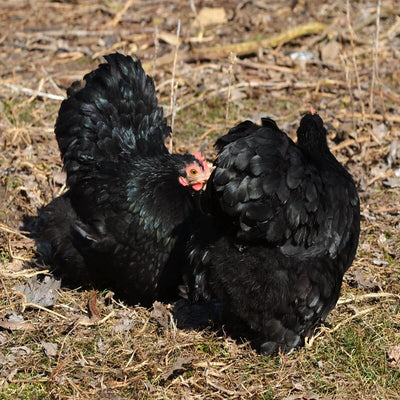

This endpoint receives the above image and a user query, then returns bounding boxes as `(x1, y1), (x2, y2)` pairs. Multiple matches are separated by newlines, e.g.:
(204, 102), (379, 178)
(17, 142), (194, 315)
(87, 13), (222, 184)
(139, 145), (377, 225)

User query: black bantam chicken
(38, 53), (209, 306)
(178, 113), (360, 354)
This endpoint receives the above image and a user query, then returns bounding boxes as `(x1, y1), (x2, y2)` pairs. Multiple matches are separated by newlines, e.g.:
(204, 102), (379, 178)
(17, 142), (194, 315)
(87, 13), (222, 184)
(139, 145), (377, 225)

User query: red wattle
(191, 182), (204, 191)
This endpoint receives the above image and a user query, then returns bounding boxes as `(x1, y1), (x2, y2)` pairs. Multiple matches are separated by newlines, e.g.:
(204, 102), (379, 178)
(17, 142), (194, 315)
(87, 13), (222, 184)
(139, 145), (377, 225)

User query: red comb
(194, 152), (210, 174)
(310, 105), (315, 115)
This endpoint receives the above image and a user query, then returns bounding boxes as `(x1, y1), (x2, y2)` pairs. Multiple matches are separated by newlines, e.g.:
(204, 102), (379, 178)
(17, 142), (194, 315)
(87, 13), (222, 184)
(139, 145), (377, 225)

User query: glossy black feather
(183, 113), (360, 354)
(37, 53), (204, 306)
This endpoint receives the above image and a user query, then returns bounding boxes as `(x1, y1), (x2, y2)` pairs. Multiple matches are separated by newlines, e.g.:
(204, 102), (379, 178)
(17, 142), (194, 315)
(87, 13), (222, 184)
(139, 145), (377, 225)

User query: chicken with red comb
(178, 112), (360, 354)
(35, 53), (210, 306)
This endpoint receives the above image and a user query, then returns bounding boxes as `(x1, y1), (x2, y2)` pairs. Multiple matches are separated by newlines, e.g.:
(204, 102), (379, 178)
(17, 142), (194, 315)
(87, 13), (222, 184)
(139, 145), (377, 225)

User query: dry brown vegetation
(0, 0), (399, 399)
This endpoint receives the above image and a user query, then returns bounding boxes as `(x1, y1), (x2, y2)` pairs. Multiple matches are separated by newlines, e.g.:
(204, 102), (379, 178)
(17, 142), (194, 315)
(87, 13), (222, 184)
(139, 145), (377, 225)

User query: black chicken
(37, 53), (209, 306)
(179, 113), (360, 354)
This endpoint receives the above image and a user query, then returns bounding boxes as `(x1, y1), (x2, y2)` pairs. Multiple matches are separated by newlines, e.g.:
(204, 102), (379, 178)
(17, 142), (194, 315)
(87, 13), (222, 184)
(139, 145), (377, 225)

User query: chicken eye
(190, 169), (198, 175)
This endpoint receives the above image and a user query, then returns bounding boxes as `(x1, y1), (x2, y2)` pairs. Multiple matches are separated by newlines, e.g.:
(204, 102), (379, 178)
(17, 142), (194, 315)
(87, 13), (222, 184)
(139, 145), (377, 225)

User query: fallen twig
(169, 19), (181, 152)
(0, 223), (31, 239)
(327, 305), (382, 333)
(337, 292), (400, 305)
(346, 0), (366, 127)
(22, 302), (69, 320)
(337, 111), (400, 123)
(76, 311), (115, 326)
(190, 22), (327, 60)
(103, 0), (135, 28)
(370, 0), (382, 114)
(331, 136), (371, 152)
(374, 206), (400, 213)
(0, 269), (51, 279)
(0, 318), (35, 332)
(142, 22), (326, 70)
(225, 52), (236, 122)
(1, 83), (64, 101)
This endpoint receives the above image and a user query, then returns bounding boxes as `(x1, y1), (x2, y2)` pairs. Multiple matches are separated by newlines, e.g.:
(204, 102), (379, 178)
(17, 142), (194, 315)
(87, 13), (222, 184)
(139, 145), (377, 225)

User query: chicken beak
(189, 169), (211, 191)
(199, 167), (211, 186)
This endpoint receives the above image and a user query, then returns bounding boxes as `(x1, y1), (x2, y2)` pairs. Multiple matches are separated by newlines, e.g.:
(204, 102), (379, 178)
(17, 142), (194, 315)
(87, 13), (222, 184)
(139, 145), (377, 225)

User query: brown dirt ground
(0, 0), (399, 399)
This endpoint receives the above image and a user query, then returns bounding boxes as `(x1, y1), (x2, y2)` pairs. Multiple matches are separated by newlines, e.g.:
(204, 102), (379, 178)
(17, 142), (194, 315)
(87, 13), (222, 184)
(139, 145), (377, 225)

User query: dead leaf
(352, 268), (378, 289)
(6, 368), (18, 381)
(158, 31), (181, 46)
(284, 395), (326, 400)
(0, 356), (18, 381)
(113, 311), (135, 334)
(88, 291), (101, 322)
(383, 176), (400, 188)
(7, 312), (25, 323)
(205, 369), (248, 396)
(104, 290), (115, 304)
(192, 7), (227, 28)
(0, 332), (9, 345)
(388, 345), (400, 362)
(388, 345), (400, 370)
(97, 338), (106, 354)
(10, 346), (32, 357)
(387, 140), (400, 166)
(150, 301), (170, 329)
(0, 318), (35, 332)
(372, 259), (389, 266)
(160, 356), (193, 381)
(96, 389), (124, 400)
(372, 122), (388, 142)
(284, 381), (328, 400)
(360, 243), (371, 252)
(41, 341), (58, 357)
(14, 275), (61, 308)
(144, 380), (157, 392)
(370, 164), (389, 183)
(51, 170), (66, 186)
(230, 87), (247, 103)
(292, 382), (306, 391)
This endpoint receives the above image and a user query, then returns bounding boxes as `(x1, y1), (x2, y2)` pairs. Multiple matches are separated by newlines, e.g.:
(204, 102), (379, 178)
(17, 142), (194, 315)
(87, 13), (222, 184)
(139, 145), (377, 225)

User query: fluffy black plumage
(36, 53), (209, 306)
(180, 113), (360, 354)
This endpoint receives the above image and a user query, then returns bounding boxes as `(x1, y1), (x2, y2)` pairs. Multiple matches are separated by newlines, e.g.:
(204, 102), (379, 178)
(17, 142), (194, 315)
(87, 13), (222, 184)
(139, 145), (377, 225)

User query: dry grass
(0, 0), (399, 399)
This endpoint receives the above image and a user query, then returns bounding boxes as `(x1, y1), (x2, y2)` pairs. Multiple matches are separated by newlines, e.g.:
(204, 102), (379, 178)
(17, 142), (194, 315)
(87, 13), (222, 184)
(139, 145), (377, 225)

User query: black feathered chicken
(179, 112), (360, 354)
(38, 53), (209, 306)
